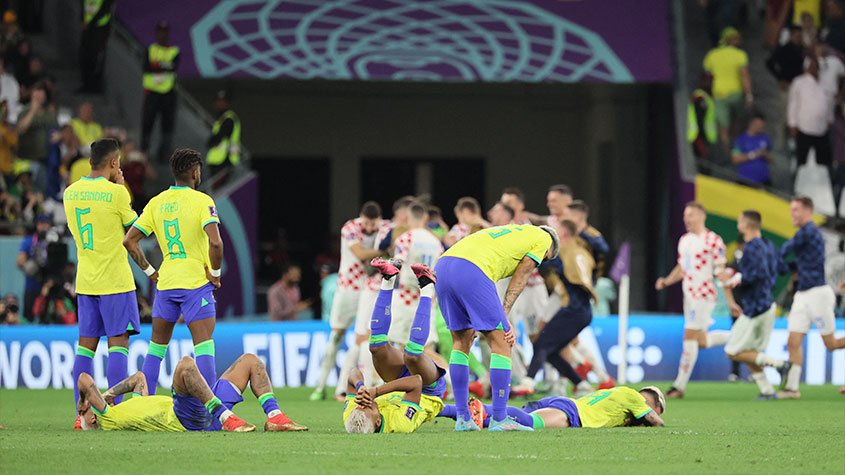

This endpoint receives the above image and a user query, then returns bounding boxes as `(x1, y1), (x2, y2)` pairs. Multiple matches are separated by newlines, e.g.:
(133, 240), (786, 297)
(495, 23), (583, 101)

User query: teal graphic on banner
(190, 0), (634, 82)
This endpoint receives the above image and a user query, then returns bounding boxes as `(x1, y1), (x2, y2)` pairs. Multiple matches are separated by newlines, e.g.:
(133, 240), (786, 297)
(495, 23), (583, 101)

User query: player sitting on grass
(343, 258), (447, 433)
(439, 386), (665, 429)
(77, 353), (307, 432)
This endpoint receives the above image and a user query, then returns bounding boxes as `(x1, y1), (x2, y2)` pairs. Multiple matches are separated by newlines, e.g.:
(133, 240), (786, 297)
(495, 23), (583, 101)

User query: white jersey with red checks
(365, 220), (395, 291)
(393, 228), (443, 305)
(445, 223), (471, 244)
(337, 218), (379, 291)
(677, 229), (727, 302)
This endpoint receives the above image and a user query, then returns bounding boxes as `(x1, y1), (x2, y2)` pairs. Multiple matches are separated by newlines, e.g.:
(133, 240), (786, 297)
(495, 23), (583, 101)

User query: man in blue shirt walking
(719, 210), (791, 399)
(777, 196), (845, 399)
(731, 114), (773, 186)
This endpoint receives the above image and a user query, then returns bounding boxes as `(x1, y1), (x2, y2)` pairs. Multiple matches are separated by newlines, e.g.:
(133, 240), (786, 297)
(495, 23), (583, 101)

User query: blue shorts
(153, 283), (216, 324)
(525, 396), (581, 428)
(77, 291), (141, 338)
(434, 256), (509, 332)
(398, 363), (448, 399)
(172, 379), (244, 431)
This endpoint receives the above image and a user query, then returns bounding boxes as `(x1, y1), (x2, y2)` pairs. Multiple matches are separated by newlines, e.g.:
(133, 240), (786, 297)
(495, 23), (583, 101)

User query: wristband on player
(143, 265), (156, 277)
(355, 381), (364, 392)
(210, 268), (222, 278)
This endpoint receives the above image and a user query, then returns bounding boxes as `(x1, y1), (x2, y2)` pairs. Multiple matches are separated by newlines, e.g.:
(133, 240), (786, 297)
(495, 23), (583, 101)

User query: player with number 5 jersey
(63, 138), (142, 428)
(124, 149), (224, 390)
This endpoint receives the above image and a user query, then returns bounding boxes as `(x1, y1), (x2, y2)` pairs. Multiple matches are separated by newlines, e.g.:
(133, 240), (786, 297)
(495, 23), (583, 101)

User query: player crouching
(440, 386), (665, 429)
(343, 258), (447, 433)
(77, 353), (307, 432)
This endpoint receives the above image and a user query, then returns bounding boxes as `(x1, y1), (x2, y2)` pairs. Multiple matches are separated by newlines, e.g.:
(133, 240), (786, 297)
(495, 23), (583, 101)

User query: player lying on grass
(439, 386), (665, 429)
(77, 353), (307, 432)
(343, 258), (447, 433)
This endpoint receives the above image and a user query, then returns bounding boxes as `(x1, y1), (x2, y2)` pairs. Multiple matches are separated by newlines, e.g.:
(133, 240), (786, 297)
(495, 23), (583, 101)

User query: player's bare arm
(349, 242), (384, 262)
(77, 373), (107, 414)
(123, 227), (159, 283)
(356, 374), (423, 407)
(204, 222), (224, 288)
(719, 286), (743, 317)
(503, 257), (537, 316)
(103, 371), (149, 405)
(641, 411), (665, 427)
(655, 264), (682, 290)
(523, 211), (547, 225)
(347, 368), (366, 397)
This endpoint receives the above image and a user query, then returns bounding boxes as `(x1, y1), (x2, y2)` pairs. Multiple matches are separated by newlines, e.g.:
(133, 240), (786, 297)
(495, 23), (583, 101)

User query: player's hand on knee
(504, 328), (516, 346)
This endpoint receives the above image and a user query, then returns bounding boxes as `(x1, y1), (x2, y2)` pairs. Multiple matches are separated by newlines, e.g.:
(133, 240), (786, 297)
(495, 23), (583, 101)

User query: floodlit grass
(1, 383), (843, 474)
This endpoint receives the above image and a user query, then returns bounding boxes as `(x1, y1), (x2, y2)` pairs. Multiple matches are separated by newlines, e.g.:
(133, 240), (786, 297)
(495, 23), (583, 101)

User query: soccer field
(1, 383), (843, 474)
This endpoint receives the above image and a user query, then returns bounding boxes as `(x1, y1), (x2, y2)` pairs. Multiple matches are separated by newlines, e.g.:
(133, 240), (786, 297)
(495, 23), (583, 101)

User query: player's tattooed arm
(357, 375), (423, 407)
(77, 373), (107, 414)
(502, 257), (536, 316)
(642, 411), (665, 427)
(104, 372), (149, 405)
(123, 227), (158, 282)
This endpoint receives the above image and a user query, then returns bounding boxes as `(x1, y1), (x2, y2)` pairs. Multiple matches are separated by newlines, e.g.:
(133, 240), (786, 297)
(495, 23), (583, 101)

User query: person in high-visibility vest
(205, 90), (240, 188)
(79, 0), (114, 93)
(141, 21), (180, 165)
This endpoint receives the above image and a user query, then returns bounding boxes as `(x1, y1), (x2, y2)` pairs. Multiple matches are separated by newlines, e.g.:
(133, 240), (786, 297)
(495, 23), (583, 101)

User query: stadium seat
(794, 150), (836, 217)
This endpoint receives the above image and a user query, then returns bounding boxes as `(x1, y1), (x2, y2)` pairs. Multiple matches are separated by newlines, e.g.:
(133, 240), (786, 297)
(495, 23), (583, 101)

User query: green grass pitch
(1, 383), (843, 474)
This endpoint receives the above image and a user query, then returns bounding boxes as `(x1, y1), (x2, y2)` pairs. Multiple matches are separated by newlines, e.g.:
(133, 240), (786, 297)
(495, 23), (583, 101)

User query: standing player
(777, 197), (845, 398)
(443, 197), (488, 248)
(63, 138), (143, 428)
(718, 210), (791, 399)
(311, 202), (385, 401)
(516, 220), (597, 398)
(123, 148), (223, 389)
(389, 201), (444, 345)
(655, 202), (731, 398)
(436, 223), (559, 431)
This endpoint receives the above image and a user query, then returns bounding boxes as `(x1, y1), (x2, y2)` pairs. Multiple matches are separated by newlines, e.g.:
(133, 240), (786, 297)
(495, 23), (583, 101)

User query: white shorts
(725, 304), (776, 356)
(683, 297), (716, 331)
(354, 288), (378, 336)
(387, 295), (437, 345)
(788, 285), (836, 335)
(329, 288), (361, 330)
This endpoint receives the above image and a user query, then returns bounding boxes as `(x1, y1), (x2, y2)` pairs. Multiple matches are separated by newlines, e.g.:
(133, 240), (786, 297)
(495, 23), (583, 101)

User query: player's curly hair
(345, 408), (376, 434)
(170, 148), (203, 181)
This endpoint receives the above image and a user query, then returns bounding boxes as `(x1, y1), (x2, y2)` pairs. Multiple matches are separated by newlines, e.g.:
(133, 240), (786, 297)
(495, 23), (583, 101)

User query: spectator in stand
(19, 57), (56, 104)
(319, 262), (338, 322)
(732, 113), (774, 186)
(809, 38), (845, 99)
(0, 11), (23, 58)
(121, 140), (154, 211)
(16, 214), (51, 322)
(0, 173), (17, 221)
(58, 124), (82, 181)
(6, 37), (31, 83)
(267, 263), (311, 321)
(0, 100), (17, 181)
(794, 0), (823, 29)
(141, 21), (180, 164)
(765, 0), (793, 49)
(687, 74), (718, 159)
(0, 57), (21, 123)
(797, 12), (820, 49)
(16, 82), (57, 192)
(703, 27), (754, 152)
(9, 161), (43, 222)
(70, 102), (103, 155)
(79, 0), (115, 93)
(0, 293), (21, 325)
(826, 0), (845, 55)
(767, 25), (807, 150)
(789, 58), (834, 178)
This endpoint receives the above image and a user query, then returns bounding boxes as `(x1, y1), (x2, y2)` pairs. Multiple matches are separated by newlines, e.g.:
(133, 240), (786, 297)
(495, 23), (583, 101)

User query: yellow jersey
(95, 395), (186, 431)
(574, 387), (653, 428)
(343, 392), (443, 433)
(63, 176), (138, 295)
(442, 224), (551, 282)
(133, 186), (220, 291)
(702, 45), (748, 99)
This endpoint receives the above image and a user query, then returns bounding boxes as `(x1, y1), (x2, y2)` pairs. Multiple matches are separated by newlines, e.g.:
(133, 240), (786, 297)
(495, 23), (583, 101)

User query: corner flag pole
(609, 242), (631, 385)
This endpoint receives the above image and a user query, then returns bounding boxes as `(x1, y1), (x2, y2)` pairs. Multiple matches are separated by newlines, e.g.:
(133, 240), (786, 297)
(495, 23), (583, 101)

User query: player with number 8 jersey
(63, 139), (142, 427)
(124, 149), (224, 391)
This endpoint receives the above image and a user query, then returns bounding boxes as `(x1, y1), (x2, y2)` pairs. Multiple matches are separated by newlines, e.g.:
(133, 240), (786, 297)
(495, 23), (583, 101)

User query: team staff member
(206, 90), (240, 189)
(141, 21), (180, 165)
(63, 138), (142, 429)
(124, 149), (223, 389)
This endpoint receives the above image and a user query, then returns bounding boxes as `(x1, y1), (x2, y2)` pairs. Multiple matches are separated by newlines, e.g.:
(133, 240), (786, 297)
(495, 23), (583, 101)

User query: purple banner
(117, 0), (671, 83)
